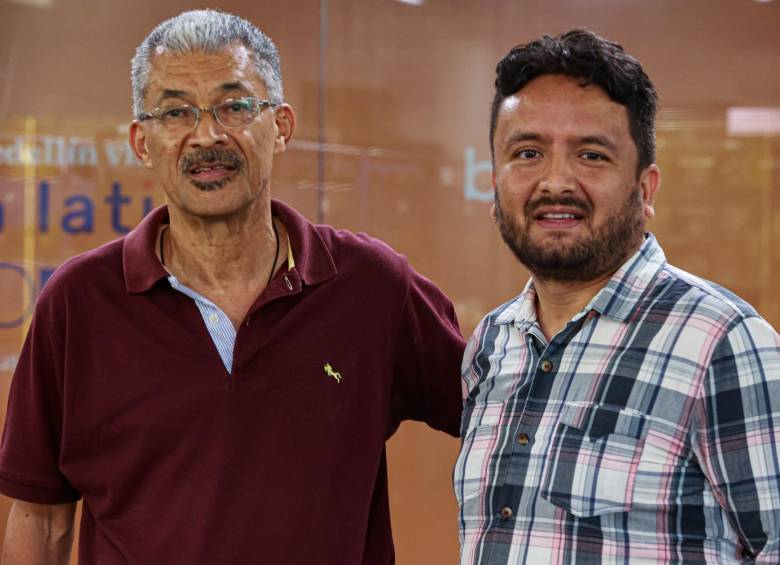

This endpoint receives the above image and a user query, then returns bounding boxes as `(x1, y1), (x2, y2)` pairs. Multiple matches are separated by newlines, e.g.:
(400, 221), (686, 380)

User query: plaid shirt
(454, 234), (780, 564)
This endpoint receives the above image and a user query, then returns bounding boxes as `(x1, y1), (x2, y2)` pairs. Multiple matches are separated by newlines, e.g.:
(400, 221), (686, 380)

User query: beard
(180, 148), (245, 192)
(495, 187), (645, 283)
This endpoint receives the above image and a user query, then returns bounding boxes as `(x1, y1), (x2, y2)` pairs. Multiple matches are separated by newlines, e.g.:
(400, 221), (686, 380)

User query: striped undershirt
(166, 237), (294, 373)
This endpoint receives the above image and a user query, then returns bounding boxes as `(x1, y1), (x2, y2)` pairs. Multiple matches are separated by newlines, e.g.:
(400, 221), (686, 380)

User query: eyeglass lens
(157, 98), (261, 130)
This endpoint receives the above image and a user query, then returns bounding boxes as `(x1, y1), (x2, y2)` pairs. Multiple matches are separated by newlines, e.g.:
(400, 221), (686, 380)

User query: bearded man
(454, 29), (780, 564)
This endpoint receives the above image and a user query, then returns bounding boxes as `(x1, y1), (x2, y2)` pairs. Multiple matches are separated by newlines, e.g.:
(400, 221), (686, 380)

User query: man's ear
(129, 121), (154, 169)
(273, 104), (296, 154)
(489, 171), (498, 221)
(638, 164), (661, 219)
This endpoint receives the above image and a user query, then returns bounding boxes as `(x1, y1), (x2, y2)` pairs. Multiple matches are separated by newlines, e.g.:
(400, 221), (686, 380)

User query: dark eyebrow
(156, 89), (190, 105)
(218, 81), (252, 95)
(503, 131), (545, 147)
(576, 135), (618, 153)
(153, 83), (252, 107)
(505, 132), (618, 152)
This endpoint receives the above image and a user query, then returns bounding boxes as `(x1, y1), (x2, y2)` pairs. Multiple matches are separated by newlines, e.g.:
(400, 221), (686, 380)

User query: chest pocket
(540, 403), (648, 518)
(454, 402), (504, 509)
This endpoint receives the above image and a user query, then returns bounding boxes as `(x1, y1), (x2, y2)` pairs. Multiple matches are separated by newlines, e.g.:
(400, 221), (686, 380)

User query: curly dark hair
(490, 29), (658, 175)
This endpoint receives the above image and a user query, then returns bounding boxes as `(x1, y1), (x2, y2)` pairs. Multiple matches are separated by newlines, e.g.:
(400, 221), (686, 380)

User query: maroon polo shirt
(0, 200), (464, 565)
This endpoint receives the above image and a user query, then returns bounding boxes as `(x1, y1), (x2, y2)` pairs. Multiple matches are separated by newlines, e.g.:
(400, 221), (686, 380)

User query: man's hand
(1, 500), (76, 565)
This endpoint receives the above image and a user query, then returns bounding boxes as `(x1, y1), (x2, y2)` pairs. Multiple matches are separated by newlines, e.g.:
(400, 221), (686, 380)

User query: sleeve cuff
(0, 472), (80, 505)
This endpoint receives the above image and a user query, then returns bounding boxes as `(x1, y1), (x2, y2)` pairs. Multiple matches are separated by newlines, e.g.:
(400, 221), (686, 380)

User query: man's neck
(531, 239), (648, 341)
(532, 274), (612, 341)
(159, 198), (285, 327)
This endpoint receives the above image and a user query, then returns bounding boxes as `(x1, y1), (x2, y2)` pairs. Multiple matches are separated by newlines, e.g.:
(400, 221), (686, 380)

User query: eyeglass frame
(136, 97), (278, 131)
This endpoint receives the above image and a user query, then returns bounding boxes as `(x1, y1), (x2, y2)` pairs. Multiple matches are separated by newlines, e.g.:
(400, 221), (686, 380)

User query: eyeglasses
(137, 97), (277, 131)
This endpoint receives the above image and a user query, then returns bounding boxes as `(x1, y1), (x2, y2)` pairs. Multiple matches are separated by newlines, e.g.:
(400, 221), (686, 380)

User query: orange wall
(1, 1), (779, 563)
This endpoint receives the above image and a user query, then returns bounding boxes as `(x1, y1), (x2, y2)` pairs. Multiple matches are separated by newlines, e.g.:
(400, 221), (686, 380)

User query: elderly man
(0, 10), (464, 565)
(454, 30), (780, 564)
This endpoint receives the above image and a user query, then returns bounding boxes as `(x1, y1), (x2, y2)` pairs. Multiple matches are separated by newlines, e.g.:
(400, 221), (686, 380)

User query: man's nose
(187, 110), (228, 147)
(538, 154), (577, 194)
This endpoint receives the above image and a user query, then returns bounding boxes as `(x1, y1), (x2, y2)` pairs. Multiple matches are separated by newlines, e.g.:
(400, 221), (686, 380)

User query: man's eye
(225, 100), (252, 113)
(515, 149), (541, 159)
(581, 151), (606, 161)
(162, 107), (188, 119)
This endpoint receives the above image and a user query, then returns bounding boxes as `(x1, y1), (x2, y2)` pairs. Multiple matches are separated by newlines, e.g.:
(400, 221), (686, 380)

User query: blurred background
(0, 0), (779, 562)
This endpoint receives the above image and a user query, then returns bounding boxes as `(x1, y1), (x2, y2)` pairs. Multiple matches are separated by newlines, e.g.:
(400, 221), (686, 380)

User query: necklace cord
(159, 225), (168, 266)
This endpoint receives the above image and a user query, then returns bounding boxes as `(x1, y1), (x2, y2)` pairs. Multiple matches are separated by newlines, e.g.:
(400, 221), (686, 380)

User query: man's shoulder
(654, 263), (760, 323)
(314, 223), (409, 277)
(462, 295), (525, 359)
(472, 285), (534, 332)
(274, 199), (410, 281)
(39, 237), (126, 301)
(485, 295), (524, 323)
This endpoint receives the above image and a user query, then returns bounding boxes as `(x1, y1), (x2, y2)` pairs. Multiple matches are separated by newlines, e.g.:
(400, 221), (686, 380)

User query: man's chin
(508, 236), (603, 282)
(519, 252), (590, 281)
(529, 226), (587, 244)
(187, 174), (238, 192)
(515, 236), (638, 284)
(521, 234), (587, 259)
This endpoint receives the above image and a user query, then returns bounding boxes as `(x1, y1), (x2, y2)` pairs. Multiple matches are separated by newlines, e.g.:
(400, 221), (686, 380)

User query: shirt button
(540, 359), (553, 373)
(208, 313), (218, 324)
(500, 506), (513, 519)
(517, 432), (530, 446)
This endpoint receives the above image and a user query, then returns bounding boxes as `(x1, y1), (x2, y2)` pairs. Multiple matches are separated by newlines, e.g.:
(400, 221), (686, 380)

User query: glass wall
(1, 0), (779, 562)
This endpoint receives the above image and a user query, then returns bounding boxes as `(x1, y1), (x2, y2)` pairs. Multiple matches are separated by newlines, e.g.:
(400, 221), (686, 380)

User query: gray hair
(130, 9), (284, 117)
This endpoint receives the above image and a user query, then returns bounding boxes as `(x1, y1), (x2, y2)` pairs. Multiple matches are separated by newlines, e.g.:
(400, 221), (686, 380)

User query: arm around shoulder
(391, 262), (465, 437)
(1, 499), (76, 565)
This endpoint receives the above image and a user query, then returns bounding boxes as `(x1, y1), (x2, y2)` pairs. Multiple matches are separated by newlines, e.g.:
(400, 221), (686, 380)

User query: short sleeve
(0, 294), (81, 504)
(389, 261), (465, 437)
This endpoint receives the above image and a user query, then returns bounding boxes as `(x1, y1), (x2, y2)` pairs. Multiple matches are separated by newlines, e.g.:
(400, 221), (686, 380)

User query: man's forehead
(500, 75), (615, 113)
(144, 43), (265, 100)
(148, 43), (255, 77)
(496, 75), (630, 136)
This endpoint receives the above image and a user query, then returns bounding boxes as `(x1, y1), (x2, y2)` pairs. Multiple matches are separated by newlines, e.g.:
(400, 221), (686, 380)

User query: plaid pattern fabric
(454, 235), (780, 564)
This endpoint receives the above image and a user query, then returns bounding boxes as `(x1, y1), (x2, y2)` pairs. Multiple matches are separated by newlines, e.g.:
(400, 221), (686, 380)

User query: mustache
(179, 148), (245, 175)
(525, 196), (592, 216)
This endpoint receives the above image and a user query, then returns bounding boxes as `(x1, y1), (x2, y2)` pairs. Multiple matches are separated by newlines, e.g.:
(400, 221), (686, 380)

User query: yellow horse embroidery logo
(324, 363), (342, 383)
